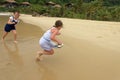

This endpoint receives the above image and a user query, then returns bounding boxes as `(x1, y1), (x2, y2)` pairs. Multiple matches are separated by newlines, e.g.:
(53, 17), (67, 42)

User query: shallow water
(0, 16), (120, 80)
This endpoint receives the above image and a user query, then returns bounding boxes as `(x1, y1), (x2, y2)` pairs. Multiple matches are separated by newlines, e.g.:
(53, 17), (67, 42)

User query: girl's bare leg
(2, 31), (8, 41)
(36, 49), (54, 61)
(12, 30), (17, 43)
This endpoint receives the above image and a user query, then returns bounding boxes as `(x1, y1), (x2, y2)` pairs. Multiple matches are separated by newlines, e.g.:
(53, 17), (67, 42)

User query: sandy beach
(0, 14), (120, 80)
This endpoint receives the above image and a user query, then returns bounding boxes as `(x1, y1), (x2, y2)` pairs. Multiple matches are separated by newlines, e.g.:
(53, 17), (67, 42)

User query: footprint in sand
(96, 36), (103, 38)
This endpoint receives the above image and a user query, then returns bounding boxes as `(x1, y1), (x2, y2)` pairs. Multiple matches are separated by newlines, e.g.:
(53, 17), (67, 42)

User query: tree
(73, 0), (83, 13)
(85, 0), (103, 19)
(104, 0), (120, 6)
(0, 0), (5, 3)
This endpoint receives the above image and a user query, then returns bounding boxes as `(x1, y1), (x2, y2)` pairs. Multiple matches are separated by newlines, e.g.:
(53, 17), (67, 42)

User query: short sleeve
(9, 16), (14, 22)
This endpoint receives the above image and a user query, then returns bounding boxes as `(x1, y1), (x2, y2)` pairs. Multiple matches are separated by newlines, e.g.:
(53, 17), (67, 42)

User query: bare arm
(50, 29), (62, 44)
(7, 19), (15, 24)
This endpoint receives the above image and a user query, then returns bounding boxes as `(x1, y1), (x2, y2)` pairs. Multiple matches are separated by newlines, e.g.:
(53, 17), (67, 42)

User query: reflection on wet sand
(36, 62), (57, 80)
(3, 42), (23, 68)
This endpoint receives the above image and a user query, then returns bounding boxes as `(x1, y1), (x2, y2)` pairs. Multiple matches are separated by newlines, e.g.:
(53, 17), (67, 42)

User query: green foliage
(0, 0), (120, 21)
(0, 0), (4, 3)
(103, 0), (120, 6)
(31, 4), (47, 14)
(0, 7), (8, 12)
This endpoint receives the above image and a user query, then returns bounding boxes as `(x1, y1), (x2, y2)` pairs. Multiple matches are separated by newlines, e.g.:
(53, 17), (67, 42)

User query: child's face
(14, 12), (20, 18)
(57, 26), (62, 30)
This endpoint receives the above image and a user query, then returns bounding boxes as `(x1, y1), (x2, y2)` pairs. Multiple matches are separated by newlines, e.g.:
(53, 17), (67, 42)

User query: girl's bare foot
(1, 38), (4, 42)
(36, 51), (43, 61)
(14, 41), (18, 44)
(36, 56), (40, 61)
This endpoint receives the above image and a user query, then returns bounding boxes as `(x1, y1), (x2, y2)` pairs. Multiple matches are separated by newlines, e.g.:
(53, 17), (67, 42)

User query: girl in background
(2, 11), (20, 43)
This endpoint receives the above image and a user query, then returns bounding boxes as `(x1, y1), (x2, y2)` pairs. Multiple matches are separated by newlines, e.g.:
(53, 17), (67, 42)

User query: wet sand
(0, 15), (120, 80)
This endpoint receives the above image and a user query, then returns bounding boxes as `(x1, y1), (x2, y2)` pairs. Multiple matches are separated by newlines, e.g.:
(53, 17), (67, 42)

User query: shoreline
(0, 12), (12, 16)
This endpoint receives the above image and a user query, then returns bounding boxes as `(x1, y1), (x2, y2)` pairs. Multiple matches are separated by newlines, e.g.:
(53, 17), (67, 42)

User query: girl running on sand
(36, 20), (63, 61)
(2, 11), (20, 43)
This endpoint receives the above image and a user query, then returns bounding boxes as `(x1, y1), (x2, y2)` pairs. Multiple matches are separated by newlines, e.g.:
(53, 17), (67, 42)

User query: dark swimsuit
(4, 16), (18, 32)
